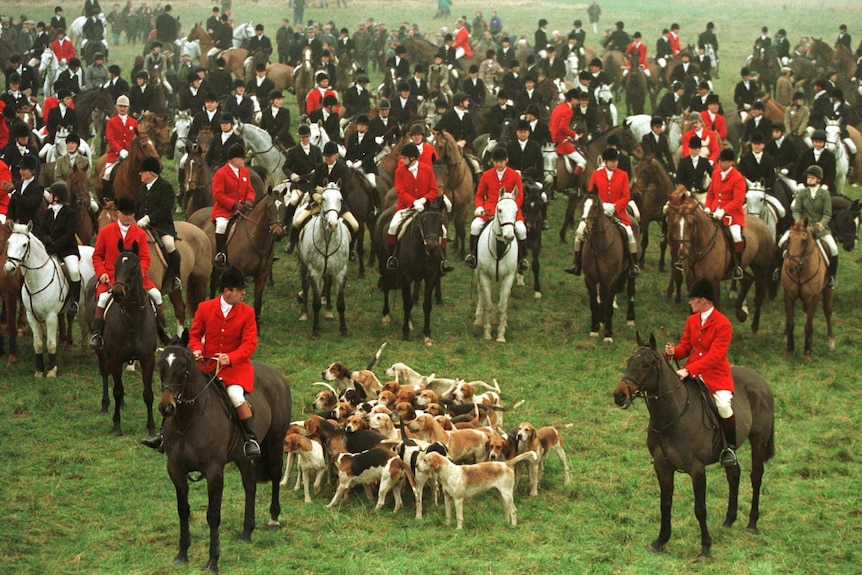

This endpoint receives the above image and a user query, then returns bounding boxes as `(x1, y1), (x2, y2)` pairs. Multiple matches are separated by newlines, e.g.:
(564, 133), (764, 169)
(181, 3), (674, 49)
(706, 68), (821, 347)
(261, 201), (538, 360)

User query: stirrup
(89, 333), (104, 350)
(673, 260), (684, 271)
(464, 254), (477, 269)
(440, 260), (454, 274)
(244, 439), (261, 459)
(386, 255), (398, 270)
(732, 266), (743, 280)
(171, 276), (182, 291)
(826, 275), (836, 288)
(68, 301), (79, 315)
(720, 447), (738, 467)
(283, 242), (295, 255)
(214, 252), (227, 266)
(518, 258), (529, 273)
(772, 267), (781, 281)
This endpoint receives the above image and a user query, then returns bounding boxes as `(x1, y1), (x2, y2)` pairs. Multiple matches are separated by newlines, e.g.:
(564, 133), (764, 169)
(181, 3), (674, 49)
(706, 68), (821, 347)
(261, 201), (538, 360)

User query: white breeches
(388, 208), (412, 235)
(215, 217), (230, 234)
(821, 233), (838, 256)
(161, 234), (176, 252)
(713, 389), (733, 418)
(844, 137), (857, 155)
(103, 160), (118, 180)
(643, 68), (651, 77)
(0, 214), (6, 225)
(288, 187), (306, 207)
(623, 224), (637, 251)
(63, 255), (81, 281)
(470, 217), (526, 240)
(365, 172), (377, 188)
(97, 286), (162, 308)
(729, 223), (742, 243)
(206, 46), (221, 58)
(564, 150), (586, 169)
(227, 384), (246, 407)
(455, 47), (465, 59)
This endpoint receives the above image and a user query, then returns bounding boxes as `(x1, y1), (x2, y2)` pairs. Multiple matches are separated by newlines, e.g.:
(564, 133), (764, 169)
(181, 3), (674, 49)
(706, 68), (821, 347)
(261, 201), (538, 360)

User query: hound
(322, 361), (382, 399)
(406, 414), (490, 463)
(282, 433), (327, 503)
(514, 422), (573, 495)
(328, 448), (416, 512)
(383, 362), (458, 395)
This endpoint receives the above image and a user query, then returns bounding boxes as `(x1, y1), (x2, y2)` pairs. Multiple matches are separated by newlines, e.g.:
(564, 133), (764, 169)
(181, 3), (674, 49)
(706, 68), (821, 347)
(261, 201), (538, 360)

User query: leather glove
(714, 208), (725, 220)
(119, 149), (129, 159)
(136, 215), (150, 227)
(233, 201), (244, 212)
(703, 207), (712, 215)
(375, 136), (384, 145)
(413, 198), (426, 212)
(602, 202), (615, 216)
(244, 199), (254, 210)
(289, 172), (300, 182)
(474, 206), (485, 217)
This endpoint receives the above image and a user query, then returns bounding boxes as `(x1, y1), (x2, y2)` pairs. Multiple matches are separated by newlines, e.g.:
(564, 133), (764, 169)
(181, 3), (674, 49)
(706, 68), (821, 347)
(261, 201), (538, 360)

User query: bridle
(783, 228), (822, 288)
(619, 346), (690, 432)
(160, 348), (220, 407)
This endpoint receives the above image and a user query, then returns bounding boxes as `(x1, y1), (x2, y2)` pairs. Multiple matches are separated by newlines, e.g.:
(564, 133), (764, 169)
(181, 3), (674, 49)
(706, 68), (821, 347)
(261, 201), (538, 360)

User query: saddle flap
(395, 212), (417, 242)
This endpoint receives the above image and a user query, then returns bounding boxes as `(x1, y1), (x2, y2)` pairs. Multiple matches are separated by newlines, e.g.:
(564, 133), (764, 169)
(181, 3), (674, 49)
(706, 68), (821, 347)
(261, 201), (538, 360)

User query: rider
(7, 154), (44, 226)
(549, 89), (587, 176)
(664, 277), (739, 468)
(705, 148), (746, 281)
(781, 165), (838, 287)
(212, 143), (255, 267)
(102, 95), (138, 200)
(139, 266), (261, 458)
(622, 31), (650, 79)
(464, 146), (529, 273)
(136, 156), (182, 292)
(282, 124), (322, 254)
(566, 147), (640, 277)
(90, 196), (170, 349)
(344, 114), (383, 217)
(795, 129), (836, 194)
(35, 181), (81, 315)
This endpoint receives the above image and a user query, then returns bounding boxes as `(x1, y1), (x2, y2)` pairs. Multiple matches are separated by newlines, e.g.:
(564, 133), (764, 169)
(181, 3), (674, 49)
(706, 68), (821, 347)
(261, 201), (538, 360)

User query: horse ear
(649, 333), (658, 350)
(26, 221), (33, 234)
(636, 331), (645, 347)
(131, 240), (139, 255)
(181, 328), (190, 346)
(117, 238), (124, 252)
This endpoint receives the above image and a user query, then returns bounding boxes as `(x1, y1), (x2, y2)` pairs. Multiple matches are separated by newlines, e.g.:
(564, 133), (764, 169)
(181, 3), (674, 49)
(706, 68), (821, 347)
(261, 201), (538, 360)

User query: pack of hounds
(280, 353), (572, 530)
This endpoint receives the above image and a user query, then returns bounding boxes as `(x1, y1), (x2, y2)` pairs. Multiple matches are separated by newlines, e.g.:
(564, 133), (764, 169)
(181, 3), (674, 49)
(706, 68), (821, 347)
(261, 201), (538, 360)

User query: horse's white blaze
(165, 353), (176, 367)
(275, 200), (283, 209)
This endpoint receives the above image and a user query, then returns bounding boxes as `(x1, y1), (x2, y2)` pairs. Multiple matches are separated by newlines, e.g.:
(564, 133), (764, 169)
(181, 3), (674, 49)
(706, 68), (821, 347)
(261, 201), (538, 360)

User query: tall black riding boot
(155, 303), (170, 345)
(720, 414), (738, 467)
(827, 254), (838, 288)
(236, 402), (261, 459)
(214, 233), (227, 266)
(89, 306), (105, 349)
(102, 179), (113, 202)
(564, 246), (582, 275)
(68, 280), (81, 315)
(370, 186), (382, 218)
(386, 239), (398, 270)
(517, 239), (529, 273)
(168, 250), (183, 291)
(732, 241), (744, 280)
(541, 201), (549, 230)
(628, 249), (641, 277)
(284, 225), (300, 255)
(464, 235), (479, 268)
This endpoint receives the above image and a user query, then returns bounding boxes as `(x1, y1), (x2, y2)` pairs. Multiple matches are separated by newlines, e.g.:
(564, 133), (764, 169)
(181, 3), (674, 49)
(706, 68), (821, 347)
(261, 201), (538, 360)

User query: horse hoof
(784, 351), (793, 359)
(8, 353), (17, 364)
(483, 332), (492, 340)
(423, 337), (433, 347)
(265, 518), (281, 530)
(603, 337), (613, 344)
(804, 351), (812, 361)
(496, 336), (506, 343)
(325, 312), (334, 320)
(473, 318), (483, 327)
(46, 367), (58, 378)
(299, 314), (307, 321)
(697, 554), (711, 563)
(589, 332), (599, 338)
(746, 526), (760, 535)
(534, 291), (542, 300)
(112, 426), (122, 436)
(34, 371), (44, 378)
(626, 320), (636, 328)
(517, 276), (525, 287)
(312, 332), (320, 340)
(125, 363), (136, 372)
(173, 554), (188, 564)
(401, 334), (411, 342)
(382, 316), (391, 325)
(828, 338), (836, 350)
(340, 329), (348, 337)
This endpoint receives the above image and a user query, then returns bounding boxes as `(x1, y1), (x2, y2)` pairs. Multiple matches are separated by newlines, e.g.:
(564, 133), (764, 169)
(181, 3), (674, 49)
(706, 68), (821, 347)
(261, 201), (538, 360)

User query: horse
(632, 156), (675, 271)
(824, 119), (850, 195)
(518, 178), (545, 300)
(188, 188), (287, 328)
(341, 167), (378, 279)
(87, 242), (157, 436)
(374, 198), (446, 344)
(576, 194), (637, 343)
(39, 48), (65, 98)
(624, 57), (648, 116)
(781, 219), (834, 359)
(293, 45), (316, 112)
(3, 223), (72, 377)
(234, 121), (285, 190)
(748, 45), (780, 96)
(157, 334), (292, 574)
(663, 188), (777, 334)
(94, 132), (160, 202)
(186, 23), (214, 69)
(172, 109), (192, 166)
(138, 111), (172, 157)
(75, 86), (115, 141)
(613, 332), (775, 560)
(296, 183), (350, 338)
(474, 188), (519, 343)
(829, 195), (860, 252)
(183, 148), (214, 218)
(67, 165), (96, 246)
(0, 225), (23, 363)
(602, 50), (626, 95)
(744, 179), (786, 243)
(232, 21), (255, 49)
(431, 129), (474, 257)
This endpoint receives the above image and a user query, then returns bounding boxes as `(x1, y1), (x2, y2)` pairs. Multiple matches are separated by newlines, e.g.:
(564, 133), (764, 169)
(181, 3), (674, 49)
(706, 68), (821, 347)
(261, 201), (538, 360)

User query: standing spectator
(124, 6), (139, 46)
(293, 0), (306, 29)
(352, 22), (371, 70)
(775, 66), (794, 107)
(17, 20), (36, 58)
(489, 11), (502, 36)
(784, 91), (809, 137)
(207, 57), (233, 100)
(84, 0), (103, 18)
(276, 19), (293, 65)
(587, 1), (601, 35)
(155, 4), (178, 45)
(773, 29), (790, 64)
(206, 6), (221, 35)
(534, 19), (549, 55)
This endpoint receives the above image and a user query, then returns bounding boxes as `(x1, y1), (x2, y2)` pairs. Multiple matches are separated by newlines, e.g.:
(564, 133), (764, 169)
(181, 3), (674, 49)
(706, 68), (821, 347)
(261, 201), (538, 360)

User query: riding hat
(219, 266), (246, 290)
(187, 72), (199, 84)
(453, 92), (469, 106)
(806, 165), (823, 180)
(491, 147), (508, 161)
(508, 60), (520, 69)
(792, 91), (805, 101)
(228, 143), (246, 159)
(650, 116), (663, 127)
(135, 70), (149, 80)
(415, 64), (426, 73)
(117, 196), (136, 214)
(2, 103), (17, 118)
(297, 124), (311, 136)
(151, 40), (163, 48)
(20, 154), (39, 172)
(316, 72), (329, 83)
(832, 88), (844, 101)
(215, 57), (226, 67)
(751, 101), (764, 110)
(564, 88), (580, 101)
(205, 92), (218, 101)
(68, 58), (81, 69)
(607, 133), (623, 147)
(255, 24), (264, 32)
(589, 58), (603, 68)
(435, 98), (448, 109)
(322, 94), (339, 107)
(813, 79), (829, 90)
(233, 78), (245, 88)
(49, 181), (69, 203)
(718, 148), (736, 162)
(408, 123), (424, 135)
(577, 90), (590, 100)
(356, 114), (370, 125)
(400, 143), (420, 158)
(688, 277), (715, 301)
(740, 67), (750, 77)
(66, 132), (81, 145)
(444, 33), (453, 42)
(811, 129), (827, 141)
(516, 120), (532, 132)
(108, 65), (121, 75)
(356, 74), (370, 84)
(13, 123), (30, 139)
(322, 141), (339, 156)
(601, 147), (619, 161)
(219, 112), (234, 123)
(772, 121), (786, 132)
(497, 89), (509, 100)
(525, 104), (541, 117)
(706, 94), (720, 105)
(698, 80), (710, 90)
(138, 157), (161, 174)
(8, 72), (21, 84)
(672, 81), (684, 91)
(688, 135), (702, 148)
(58, 88), (72, 100)
(397, 80), (410, 92)
(688, 111), (703, 123)
(750, 132), (765, 145)
(269, 89), (284, 101)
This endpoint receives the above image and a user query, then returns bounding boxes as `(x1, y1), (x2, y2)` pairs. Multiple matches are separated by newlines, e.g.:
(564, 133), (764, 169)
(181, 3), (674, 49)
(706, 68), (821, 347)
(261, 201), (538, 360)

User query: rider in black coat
(36, 181), (82, 313)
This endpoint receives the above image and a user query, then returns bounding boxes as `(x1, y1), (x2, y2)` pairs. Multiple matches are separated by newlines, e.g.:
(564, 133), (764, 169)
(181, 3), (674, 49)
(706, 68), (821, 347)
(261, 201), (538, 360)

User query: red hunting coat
(305, 86), (338, 115)
(549, 102), (577, 155)
(587, 167), (631, 225)
(394, 161), (439, 210)
(188, 297), (258, 391)
(705, 166), (746, 227)
(416, 142), (437, 167)
(625, 41), (647, 68)
(51, 39), (76, 62)
(105, 115), (138, 163)
(670, 308), (735, 393)
(700, 111), (728, 141)
(0, 160), (11, 216)
(453, 26), (473, 59)
(93, 222), (156, 297)
(212, 163), (255, 220)
(475, 167), (524, 221)
(681, 128), (720, 162)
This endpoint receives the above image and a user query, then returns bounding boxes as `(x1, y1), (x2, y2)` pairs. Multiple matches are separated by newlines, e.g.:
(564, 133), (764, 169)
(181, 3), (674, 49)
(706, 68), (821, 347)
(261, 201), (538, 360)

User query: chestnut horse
(631, 156), (675, 271)
(94, 132), (160, 202)
(0, 225), (23, 363)
(781, 219), (834, 359)
(431, 129), (474, 258)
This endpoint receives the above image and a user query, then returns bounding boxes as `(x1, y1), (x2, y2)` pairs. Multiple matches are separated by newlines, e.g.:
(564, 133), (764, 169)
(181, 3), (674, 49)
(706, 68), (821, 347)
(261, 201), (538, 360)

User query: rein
(8, 234), (67, 323)
(784, 231), (823, 289)
(622, 347), (691, 433)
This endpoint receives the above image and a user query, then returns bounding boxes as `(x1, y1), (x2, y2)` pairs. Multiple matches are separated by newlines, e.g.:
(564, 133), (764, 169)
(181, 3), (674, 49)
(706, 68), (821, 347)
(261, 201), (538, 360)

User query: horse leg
(356, 222), (366, 279)
(169, 291), (185, 336)
(401, 281), (413, 341)
(587, 281), (601, 337)
(237, 463), (258, 542)
(111, 366), (124, 436)
(253, 274), (265, 333)
(337, 276), (347, 336)
(690, 465), (712, 560)
(381, 283), (392, 325)
(803, 293), (819, 361)
(733, 271), (754, 325)
(168, 466), (192, 564)
(141, 354), (156, 436)
(602, 285), (614, 343)
(204, 473), (224, 573)
(323, 276), (334, 320)
(784, 291), (796, 357)
(497, 274), (515, 343)
(823, 287), (835, 350)
(626, 275), (636, 328)
(421, 277), (435, 345)
(532, 239), (542, 299)
(650, 459), (675, 552)
(640, 222), (650, 267)
(311, 276), (322, 339)
(722, 460), (741, 529)
(658, 220), (669, 273)
(560, 196), (576, 243)
(746, 434), (769, 534)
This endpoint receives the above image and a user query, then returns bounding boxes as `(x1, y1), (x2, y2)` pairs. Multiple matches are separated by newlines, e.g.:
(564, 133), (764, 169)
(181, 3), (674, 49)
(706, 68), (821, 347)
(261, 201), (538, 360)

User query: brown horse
(67, 165), (95, 246)
(663, 188), (777, 333)
(0, 225), (23, 363)
(188, 188), (287, 327)
(183, 148), (214, 218)
(94, 132), (160, 201)
(431, 129), (475, 258)
(614, 333), (775, 560)
(265, 62), (295, 92)
(631, 156), (675, 270)
(781, 219), (834, 359)
(138, 111), (172, 157)
(341, 168), (378, 279)
(576, 194), (637, 343)
(602, 50), (626, 93)
(293, 45), (316, 112)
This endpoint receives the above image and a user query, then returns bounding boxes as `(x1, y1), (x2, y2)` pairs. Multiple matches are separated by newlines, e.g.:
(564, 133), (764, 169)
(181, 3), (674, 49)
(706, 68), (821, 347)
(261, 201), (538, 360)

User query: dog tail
(470, 379), (501, 392)
(366, 341), (387, 370)
(506, 451), (538, 466)
(313, 381), (338, 394)
(489, 399), (525, 412)
(552, 424), (574, 430)
(395, 457), (417, 489)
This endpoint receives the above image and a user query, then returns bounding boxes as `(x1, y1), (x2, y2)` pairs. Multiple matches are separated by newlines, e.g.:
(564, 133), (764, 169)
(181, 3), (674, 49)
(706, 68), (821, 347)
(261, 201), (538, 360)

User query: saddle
(394, 209), (419, 242)
(691, 375), (727, 452)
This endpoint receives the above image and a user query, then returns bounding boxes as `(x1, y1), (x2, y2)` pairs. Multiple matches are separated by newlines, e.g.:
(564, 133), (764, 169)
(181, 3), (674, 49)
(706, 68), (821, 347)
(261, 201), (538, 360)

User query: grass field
(2, 1), (862, 574)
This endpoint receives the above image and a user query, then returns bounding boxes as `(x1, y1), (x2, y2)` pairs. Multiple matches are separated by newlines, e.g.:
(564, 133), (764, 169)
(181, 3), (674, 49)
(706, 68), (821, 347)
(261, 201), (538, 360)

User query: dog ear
(354, 380), (367, 400)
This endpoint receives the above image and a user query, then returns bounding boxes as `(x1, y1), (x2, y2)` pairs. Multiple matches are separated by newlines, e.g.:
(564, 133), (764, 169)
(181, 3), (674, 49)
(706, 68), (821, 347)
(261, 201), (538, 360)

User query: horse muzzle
(158, 389), (177, 417)
(613, 379), (635, 409)
(3, 261), (18, 276)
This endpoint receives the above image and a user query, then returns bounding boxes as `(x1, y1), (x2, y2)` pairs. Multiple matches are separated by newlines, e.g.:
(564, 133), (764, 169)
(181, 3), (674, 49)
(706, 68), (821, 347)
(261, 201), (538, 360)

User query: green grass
(3, 1), (862, 574)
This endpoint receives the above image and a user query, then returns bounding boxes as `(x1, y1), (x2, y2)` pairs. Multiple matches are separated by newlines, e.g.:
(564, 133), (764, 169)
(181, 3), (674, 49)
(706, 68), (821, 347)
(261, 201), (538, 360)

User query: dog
(514, 422), (573, 496)
(367, 411), (399, 442)
(282, 433), (327, 503)
(417, 450), (538, 529)
(383, 362), (458, 395)
(327, 448), (415, 512)
(406, 414), (489, 463)
(322, 361), (382, 399)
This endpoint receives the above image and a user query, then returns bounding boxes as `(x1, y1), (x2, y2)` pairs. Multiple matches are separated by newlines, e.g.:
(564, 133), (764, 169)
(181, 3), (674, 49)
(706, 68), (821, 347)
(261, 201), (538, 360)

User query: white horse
(666, 113), (684, 158)
(43, 126), (94, 164)
(234, 121), (285, 189)
(175, 37), (201, 63)
(308, 120), (346, 157)
(39, 48), (66, 97)
(474, 189), (520, 343)
(172, 109), (192, 164)
(296, 183), (350, 338)
(3, 223), (92, 377)
(744, 179), (785, 242)
(232, 22), (255, 49)
(824, 119), (850, 195)
(624, 114), (652, 143)
(69, 14), (108, 50)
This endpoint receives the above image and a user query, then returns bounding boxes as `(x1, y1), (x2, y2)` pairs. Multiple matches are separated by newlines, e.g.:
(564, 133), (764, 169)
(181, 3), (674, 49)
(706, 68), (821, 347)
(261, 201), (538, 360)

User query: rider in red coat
(665, 277), (738, 467)
(0, 158), (11, 223)
(464, 147), (528, 272)
(705, 148), (746, 280)
(102, 95), (138, 198)
(549, 90), (587, 174)
(90, 196), (168, 349)
(681, 112), (721, 163)
(566, 147), (640, 277)
(305, 72), (338, 115)
(211, 143), (255, 266)
(453, 19), (473, 60)
(51, 30), (76, 64)
(623, 32), (650, 77)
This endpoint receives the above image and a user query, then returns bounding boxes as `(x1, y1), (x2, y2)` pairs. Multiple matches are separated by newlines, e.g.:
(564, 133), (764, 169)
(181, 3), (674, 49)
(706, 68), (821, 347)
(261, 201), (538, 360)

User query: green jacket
(791, 184), (832, 237)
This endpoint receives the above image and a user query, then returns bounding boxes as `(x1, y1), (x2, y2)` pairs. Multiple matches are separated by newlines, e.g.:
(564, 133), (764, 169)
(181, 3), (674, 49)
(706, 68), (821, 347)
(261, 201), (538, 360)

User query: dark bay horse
(374, 199), (446, 344)
(67, 165), (95, 245)
(577, 194), (637, 343)
(614, 333), (775, 560)
(342, 167), (378, 279)
(624, 56), (647, 116)
(829, 195), (860, 252)
(781, 220), (834, 359)
(87, 243), (157, 436)
(158, 334), (292, 573)
(664, 189), (776, 334)
(0, 225), (23, 363)
(631, 156), (675, 270)
(74, 87), (115, 141)
(518, 178), (545, 300)
(138, 110), (172, 157)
